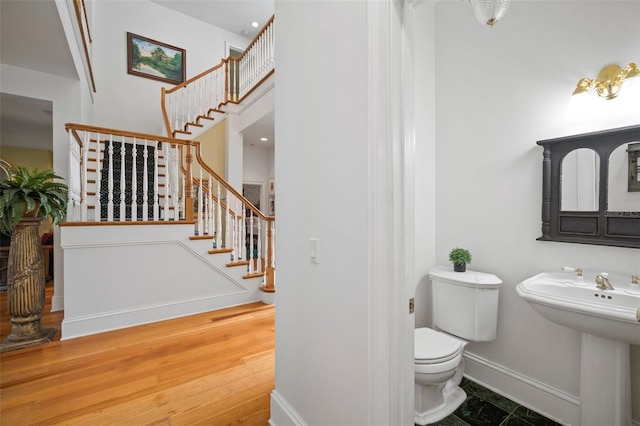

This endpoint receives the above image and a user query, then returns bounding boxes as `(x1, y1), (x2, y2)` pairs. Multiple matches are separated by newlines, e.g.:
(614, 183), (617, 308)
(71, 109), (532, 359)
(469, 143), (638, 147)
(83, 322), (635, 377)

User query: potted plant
(449, 247), (471, 272)
(0, 165), (68, 352)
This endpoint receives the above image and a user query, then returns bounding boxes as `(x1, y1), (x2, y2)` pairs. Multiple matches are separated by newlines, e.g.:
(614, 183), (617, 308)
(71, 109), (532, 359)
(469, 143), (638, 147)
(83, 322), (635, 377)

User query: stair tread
(227, 261), (250, 267)
(244, 272), (265, 279)
(208, 248), (233, 254)
(189, 235), (214, 240)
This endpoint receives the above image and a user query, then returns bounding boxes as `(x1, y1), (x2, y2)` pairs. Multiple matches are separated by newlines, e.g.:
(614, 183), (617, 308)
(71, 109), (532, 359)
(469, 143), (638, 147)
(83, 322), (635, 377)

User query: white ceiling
(150, 0), (274, 40)
(0, 0), (274, 151)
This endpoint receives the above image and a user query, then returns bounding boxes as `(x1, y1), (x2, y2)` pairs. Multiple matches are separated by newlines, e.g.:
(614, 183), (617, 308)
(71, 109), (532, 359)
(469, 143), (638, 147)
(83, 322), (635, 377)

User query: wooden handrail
(164, 60), (227, 96)
(72, 0), (96, 92)
(66, 123), (181, 144)
(80, 0), (91, 43)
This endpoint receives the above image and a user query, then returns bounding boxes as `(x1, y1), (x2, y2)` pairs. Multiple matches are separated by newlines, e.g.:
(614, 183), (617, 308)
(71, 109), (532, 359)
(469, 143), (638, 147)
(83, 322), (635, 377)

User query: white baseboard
(61, 290), (259, 340)
(463, 351), (581, 426)
(269, 390), (307, 426)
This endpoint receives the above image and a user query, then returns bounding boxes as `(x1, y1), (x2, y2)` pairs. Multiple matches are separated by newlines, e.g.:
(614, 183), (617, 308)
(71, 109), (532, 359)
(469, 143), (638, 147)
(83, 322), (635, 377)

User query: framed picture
(268, 195), (275, 216)
(127, 32), (185, 84)
(268, 178), (275, 195)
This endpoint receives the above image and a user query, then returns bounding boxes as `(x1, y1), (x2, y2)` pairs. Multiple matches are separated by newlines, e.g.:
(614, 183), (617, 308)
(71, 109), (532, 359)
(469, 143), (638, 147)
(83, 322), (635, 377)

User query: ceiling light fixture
(572, 63), (640, 100)
(251, 21), (259, 28)
(260, 137), (268, 141)
(469, 0), (511, 28)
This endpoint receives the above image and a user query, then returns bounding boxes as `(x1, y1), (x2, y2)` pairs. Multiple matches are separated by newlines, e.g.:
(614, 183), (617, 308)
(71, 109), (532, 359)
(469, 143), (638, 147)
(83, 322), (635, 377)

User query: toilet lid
(414, 328), (464, 364)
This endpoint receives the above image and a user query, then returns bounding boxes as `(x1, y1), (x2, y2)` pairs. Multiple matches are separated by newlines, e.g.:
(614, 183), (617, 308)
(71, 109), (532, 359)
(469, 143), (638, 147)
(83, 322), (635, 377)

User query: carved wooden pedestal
(0, 217), (56, 352)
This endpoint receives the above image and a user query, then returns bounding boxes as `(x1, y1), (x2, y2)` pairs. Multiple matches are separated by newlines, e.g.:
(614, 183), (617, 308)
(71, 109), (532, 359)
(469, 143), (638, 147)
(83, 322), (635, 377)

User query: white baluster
(81, 131), (88, 221)
(153, 141), (159, 221)
(172, 95), (178, 133)
(198, 169), (204, 233)
(131, 137), (138, 221)
(119, 137), (126, 221)
(207, 176), (213, 235)
(216, 183), (222, 249)
(248, 211), (254, 273)
(203, 175), (209, 234)
(225, 192), (231, 255)
(142, 139), (149, 221)
(107, 135), (114, 221)
(172, 145), (180, 220)
(163, 143), (170, 220)
(235, 203), (240, 261)
(94, 133), (102, 221)
(257, 218), (263, 272)
(181, 175), (186, 221)
(66, 131), (75, 221)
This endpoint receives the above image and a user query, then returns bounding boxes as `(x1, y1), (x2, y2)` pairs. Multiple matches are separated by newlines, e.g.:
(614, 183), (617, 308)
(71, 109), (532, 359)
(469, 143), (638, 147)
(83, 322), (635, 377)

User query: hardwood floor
(0, 283), (275, 425)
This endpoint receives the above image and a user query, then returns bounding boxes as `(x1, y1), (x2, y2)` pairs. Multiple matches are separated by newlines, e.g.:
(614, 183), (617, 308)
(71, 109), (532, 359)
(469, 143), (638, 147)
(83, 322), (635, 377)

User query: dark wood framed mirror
(537, 125), (640, 248)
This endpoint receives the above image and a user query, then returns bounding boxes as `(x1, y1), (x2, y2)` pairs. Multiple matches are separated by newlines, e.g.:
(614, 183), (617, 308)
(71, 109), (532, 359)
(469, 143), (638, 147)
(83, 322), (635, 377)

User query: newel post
(260, 218), (275, 301)
(184, 142), (194, 222)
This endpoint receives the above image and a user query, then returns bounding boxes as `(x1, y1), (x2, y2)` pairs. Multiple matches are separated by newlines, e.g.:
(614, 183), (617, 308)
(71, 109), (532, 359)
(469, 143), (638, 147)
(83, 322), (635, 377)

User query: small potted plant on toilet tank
(448, 247), (471, 272)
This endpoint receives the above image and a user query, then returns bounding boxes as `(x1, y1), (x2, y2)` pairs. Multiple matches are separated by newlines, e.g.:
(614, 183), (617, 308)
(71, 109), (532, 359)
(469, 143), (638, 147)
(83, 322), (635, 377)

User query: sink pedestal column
(580, 333), (630, 426)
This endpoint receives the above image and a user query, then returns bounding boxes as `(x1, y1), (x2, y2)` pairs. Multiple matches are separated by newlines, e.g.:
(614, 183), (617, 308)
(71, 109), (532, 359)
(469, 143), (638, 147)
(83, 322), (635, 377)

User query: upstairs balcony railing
(161, 15), (275, 137)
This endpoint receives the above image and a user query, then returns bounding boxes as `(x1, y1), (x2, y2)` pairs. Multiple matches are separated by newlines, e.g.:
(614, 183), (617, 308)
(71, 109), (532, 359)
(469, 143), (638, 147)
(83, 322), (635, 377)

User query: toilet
(414, 266), (502, 425)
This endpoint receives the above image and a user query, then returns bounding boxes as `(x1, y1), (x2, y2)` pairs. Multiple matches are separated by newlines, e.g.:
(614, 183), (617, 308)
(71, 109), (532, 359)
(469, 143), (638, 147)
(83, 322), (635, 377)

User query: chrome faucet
(595, 274), (615, 290)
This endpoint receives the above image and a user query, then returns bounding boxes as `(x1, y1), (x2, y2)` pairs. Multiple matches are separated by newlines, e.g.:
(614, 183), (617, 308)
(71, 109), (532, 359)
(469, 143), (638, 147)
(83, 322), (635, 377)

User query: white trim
(464, 351), (580, 426)
(367, 0), (413, 424)
(268, 390), (308, 426)
(61, 289), (260, 340)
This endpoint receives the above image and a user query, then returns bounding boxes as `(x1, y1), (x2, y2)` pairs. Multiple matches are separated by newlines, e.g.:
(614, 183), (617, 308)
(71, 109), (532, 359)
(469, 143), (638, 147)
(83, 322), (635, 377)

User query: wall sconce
(572, 63), (640, 100)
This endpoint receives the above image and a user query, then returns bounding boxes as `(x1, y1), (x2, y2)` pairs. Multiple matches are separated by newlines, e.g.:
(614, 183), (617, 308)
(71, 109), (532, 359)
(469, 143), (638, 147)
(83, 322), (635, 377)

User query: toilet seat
(415, 328), (465, 374)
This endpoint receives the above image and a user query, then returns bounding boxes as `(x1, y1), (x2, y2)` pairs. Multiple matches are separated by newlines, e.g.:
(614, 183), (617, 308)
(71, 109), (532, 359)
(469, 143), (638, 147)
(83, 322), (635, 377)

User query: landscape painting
(127, 32), (185, 85)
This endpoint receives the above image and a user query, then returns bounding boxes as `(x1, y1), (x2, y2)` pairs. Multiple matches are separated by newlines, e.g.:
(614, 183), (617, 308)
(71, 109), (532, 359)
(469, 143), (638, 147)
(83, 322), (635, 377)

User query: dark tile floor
(425, 378), (563, 426)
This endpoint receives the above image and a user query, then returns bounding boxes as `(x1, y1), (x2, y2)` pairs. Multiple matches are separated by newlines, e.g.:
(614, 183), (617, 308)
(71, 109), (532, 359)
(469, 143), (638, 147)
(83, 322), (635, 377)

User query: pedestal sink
(516, 270), (640, 426)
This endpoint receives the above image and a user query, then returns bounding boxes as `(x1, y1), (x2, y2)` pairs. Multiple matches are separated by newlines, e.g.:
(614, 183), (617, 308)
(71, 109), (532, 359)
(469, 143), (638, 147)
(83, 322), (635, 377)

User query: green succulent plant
(0, 165), (69, 235)
(448, 247), (472, 265)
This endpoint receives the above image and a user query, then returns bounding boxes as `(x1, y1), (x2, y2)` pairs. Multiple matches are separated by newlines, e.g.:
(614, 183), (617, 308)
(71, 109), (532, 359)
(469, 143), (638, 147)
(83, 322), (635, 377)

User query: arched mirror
(537, 125), (640, 248)
(608, 143), (638, 211)
(560, 148), (600, 211)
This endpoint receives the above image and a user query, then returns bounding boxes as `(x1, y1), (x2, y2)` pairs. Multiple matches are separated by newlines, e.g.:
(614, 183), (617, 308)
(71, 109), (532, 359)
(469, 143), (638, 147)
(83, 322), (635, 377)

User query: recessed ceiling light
(260, 137), (268, 141)
(251, 21), (259, 28)
(242, 30), (249, 35)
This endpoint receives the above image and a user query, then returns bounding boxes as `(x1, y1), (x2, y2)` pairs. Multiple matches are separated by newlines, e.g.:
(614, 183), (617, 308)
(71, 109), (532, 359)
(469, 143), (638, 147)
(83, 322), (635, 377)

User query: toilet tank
(429, 266), (502, 341)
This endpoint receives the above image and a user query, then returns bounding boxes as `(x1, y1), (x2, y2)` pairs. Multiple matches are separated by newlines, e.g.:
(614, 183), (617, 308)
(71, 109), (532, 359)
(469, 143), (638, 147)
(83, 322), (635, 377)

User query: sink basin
(517, 270), (639, 426)
(516, 270), (640, 344)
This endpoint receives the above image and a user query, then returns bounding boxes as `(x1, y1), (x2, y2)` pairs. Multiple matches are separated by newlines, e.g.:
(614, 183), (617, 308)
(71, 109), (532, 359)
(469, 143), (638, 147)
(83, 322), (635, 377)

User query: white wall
(412, 2), (437, 329)
(90, 0), (250, 135)
(0, 64), (83, 312)
(430, 1), (640, 424)
(60, 224), (264, 339)
(272, 1), (371, 424)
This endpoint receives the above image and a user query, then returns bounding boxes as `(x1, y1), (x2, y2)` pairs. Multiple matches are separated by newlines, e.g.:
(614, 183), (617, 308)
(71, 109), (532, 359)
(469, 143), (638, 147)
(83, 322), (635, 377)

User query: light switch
(310, 238), (319, 263)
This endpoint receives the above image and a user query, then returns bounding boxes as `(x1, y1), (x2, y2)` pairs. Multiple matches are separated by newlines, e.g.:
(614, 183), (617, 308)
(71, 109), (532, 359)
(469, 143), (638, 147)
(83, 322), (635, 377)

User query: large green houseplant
(0, 166), (68, 235)
(0, 165), (68, 352)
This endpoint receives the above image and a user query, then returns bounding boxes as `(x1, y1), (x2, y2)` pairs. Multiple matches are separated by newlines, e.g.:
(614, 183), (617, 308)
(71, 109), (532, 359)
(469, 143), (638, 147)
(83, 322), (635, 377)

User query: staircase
(59, 17), (275, 340)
